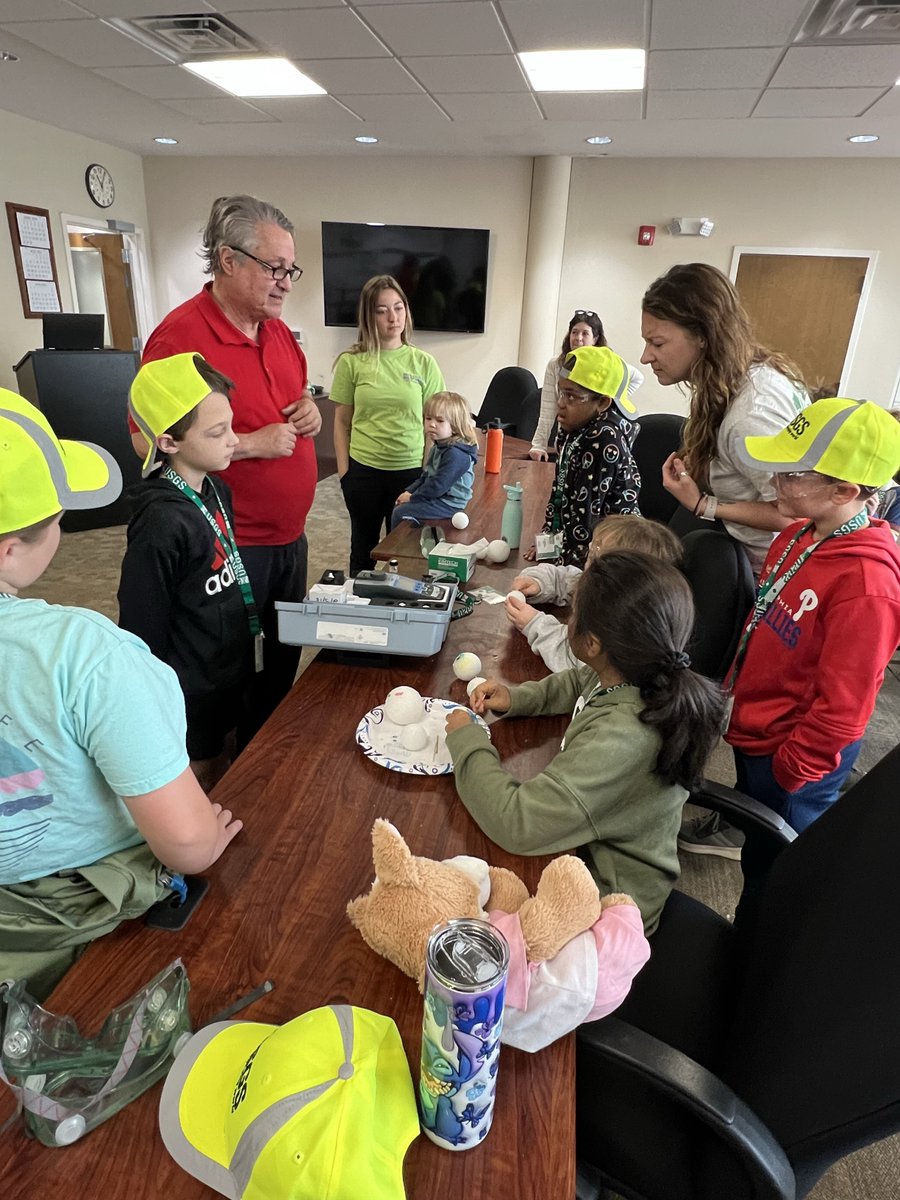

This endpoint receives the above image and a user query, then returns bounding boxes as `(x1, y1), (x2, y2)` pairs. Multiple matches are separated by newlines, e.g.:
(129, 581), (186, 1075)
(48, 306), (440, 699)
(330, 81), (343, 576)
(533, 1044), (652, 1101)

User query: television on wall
(321, 221), (489, 334)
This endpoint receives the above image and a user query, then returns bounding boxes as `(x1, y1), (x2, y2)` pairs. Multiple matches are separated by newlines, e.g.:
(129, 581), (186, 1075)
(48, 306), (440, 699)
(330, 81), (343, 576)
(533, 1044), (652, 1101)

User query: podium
(14, 349), (140, 531)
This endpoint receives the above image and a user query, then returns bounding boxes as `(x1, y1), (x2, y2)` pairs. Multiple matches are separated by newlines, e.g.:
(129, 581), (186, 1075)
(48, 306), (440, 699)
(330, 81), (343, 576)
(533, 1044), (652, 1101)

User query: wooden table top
(0, 455), (573, 1199)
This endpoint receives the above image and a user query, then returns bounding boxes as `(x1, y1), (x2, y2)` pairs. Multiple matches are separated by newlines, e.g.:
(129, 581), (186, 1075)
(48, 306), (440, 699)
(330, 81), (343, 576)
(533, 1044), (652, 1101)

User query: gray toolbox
(276, 572), (458, 657)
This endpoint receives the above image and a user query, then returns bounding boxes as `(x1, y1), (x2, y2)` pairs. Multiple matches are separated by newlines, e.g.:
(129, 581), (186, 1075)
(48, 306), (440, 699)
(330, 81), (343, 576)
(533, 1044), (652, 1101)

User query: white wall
(0, 108), (149, 391)
(142, 155), (533, 408)
(560, 157), (900, 416)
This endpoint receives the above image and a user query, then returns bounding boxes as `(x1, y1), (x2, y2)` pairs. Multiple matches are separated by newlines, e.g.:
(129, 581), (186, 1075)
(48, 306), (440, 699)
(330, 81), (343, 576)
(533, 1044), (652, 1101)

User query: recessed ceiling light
(585, 135), (613, 145)
(183, 57), (325, 98)
(355, 135), (379, 144)
(847, 133), (878, 143)
(519, 49), (644, 93)
(0, 51), (19, 62)
(366, 221), (385, 226)
(154, 136), (178, 145)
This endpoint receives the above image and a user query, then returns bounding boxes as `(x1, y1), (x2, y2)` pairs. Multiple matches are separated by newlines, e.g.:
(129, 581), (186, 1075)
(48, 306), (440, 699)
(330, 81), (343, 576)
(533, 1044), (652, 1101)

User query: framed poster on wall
(5, 201), (61, 317)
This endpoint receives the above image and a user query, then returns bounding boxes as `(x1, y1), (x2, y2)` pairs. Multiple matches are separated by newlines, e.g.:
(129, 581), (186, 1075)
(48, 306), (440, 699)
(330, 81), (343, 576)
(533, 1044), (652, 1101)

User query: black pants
(340, 458), (421, 576)
(237, 535), (308, 748)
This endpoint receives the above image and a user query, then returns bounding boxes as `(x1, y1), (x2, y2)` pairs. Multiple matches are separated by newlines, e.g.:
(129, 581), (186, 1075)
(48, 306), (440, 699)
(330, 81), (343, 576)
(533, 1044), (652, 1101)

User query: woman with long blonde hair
(331, 274), (445, 574)
(641, 263), (809, 574)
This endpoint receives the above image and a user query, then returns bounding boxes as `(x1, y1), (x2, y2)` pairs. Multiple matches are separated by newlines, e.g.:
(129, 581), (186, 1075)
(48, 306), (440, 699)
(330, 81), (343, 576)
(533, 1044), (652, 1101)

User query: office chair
(631, 414), (685, 523)
(576, 742), (900, 1200)
(680, 529), (754, 680)
(476, 366), (538, 435)
(515, 384), (541, 443)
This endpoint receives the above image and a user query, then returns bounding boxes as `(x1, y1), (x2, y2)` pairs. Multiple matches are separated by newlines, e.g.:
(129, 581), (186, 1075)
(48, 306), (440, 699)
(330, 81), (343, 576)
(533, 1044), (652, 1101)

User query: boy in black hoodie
(119, 353), (255, 790)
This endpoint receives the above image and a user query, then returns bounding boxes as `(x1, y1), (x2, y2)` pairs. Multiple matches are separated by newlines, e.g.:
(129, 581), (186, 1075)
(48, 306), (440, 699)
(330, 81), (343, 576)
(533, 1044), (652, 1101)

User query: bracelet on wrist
(692, 493), (707, 517)
(701, 494), (718, 522)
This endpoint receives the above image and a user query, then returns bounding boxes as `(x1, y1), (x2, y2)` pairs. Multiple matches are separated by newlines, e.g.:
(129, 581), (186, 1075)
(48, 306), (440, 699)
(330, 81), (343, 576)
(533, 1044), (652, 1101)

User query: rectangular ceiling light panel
(518, 48), (645, 92)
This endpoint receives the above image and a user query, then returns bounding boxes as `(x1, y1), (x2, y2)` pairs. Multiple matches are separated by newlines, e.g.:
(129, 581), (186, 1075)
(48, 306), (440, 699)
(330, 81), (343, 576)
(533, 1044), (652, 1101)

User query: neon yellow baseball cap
(159, 1005), (419, 1200)
(129, 352), (218, 477)
(742, 397), (900, 488)
(559, 346), (636, 416)
(0, 389), (121, 536)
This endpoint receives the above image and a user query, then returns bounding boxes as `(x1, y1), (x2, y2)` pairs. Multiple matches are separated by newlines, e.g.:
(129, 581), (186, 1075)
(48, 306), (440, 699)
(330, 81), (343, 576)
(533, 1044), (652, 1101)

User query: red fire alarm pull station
(638, 225), (655, 246)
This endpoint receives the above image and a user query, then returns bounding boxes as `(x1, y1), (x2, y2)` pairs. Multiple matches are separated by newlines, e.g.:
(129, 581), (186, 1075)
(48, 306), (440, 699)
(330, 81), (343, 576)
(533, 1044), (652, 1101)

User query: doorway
(730, 248), (876, 399)
(62, 216), (155, 353)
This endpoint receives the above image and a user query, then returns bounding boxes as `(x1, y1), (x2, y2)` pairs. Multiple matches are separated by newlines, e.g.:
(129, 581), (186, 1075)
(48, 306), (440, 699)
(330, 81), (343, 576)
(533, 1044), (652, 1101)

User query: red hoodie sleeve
(772, 590), (900, 791)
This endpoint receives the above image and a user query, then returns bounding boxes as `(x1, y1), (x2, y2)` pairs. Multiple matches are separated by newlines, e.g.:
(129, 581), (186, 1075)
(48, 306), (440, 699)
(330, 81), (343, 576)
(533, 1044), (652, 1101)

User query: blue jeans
(390, 498), (458, 530)
(733, 739), (863, 834)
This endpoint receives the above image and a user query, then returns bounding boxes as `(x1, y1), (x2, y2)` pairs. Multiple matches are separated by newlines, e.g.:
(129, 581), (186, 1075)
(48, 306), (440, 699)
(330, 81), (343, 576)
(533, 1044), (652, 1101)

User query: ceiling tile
(403, 53), (526, 93)
(499, 0), (645, 54)
(649, 0), (809, 51)
(360, 3), (508, 56)
(295, 56), (423, 94)
(771, 45), (900, 89)
(229, 7), (390, 58)
(161, 96), (276, 122)
(646, 88), (759, 119)
(218, 0), (342, 9)
(754, 87), (885, 118)
(76, 0), (215, 15)
(863, 86), (900, 117)
(540, 92), (643, 120)
(94, 64), (222, 99)
(331, 91), (451, 122)
(240, 95), (364, 125)
(649, 47), (782, 90)
(1, 18), (167, 67)
(436, 91), (541, 121)
(0, 0), (89, 19)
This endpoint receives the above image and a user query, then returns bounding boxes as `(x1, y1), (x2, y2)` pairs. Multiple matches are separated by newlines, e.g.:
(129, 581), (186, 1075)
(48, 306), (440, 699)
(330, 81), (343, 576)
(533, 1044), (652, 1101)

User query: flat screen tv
(321, 221), (489, 334)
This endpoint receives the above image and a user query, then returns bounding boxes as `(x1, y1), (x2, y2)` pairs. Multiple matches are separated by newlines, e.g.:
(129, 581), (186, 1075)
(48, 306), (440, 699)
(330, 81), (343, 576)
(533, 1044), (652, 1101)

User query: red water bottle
(485, 420), (503, 474)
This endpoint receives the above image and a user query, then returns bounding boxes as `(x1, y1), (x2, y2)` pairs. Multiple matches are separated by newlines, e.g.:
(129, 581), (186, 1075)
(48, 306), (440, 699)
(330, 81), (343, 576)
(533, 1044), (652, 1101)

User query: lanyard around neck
(550, 431), (584, 530)
(161, 467), (260, 637)
(725, 509), (869, 691)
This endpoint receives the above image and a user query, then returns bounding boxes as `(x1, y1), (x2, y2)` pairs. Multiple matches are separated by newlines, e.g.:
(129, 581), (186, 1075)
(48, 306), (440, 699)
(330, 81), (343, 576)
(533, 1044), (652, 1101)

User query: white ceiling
(0, 0), (899, 157)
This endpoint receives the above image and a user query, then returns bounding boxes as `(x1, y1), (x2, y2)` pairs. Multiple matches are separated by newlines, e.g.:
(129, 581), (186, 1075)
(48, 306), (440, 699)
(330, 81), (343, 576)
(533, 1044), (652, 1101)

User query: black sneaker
(678, 811), (745, 861)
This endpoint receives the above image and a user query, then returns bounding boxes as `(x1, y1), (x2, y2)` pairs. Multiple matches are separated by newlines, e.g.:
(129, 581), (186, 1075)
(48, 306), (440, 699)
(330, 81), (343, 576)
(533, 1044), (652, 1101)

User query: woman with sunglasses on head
(331, 275), (445, 576)
(529, 309), (645, 461)
(641, 263), (810, 575)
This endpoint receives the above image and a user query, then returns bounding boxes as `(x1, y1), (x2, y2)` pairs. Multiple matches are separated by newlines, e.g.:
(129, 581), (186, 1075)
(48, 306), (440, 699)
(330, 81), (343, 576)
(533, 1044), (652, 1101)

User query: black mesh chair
(576, 743), (900, 1200)
(679, 529), (754, 680)
(477, 366), (538, 435)
(631, 413), (685, 523)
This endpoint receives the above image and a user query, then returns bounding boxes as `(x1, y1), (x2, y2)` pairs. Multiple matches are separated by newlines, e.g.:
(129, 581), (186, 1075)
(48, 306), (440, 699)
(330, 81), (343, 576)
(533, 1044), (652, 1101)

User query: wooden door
(734, 253), (868, 398)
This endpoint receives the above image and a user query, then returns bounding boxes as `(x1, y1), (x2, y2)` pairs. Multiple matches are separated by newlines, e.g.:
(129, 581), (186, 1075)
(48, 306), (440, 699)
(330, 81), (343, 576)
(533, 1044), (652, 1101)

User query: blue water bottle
(500, 481), (523, 549)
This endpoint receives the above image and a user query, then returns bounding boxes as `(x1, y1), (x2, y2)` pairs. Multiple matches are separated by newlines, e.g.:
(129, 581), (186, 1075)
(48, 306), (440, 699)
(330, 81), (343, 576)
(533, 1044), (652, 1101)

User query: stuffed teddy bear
(347, 819), (650, 1052)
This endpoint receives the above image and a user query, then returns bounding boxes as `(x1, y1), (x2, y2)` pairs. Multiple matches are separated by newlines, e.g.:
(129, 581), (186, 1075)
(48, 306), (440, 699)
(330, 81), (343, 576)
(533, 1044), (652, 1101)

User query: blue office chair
(576, 743), (900, 1200)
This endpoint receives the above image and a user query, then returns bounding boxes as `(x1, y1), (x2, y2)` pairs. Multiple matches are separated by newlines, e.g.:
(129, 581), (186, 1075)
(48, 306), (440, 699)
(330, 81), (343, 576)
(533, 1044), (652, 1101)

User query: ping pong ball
(400, 723), (429, 751)
(507, 589), (527, 604)
(384, 686), (425, 725)
(451, 511), (469, 529)
(466, 675), (487, 697)
(484, 539), (511, 564)
(453, 652), (482, 681)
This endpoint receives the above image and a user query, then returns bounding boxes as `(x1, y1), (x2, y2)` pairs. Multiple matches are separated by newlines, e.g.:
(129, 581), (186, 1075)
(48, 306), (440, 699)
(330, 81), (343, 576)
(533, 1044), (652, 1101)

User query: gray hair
(201, 195), (294, 275)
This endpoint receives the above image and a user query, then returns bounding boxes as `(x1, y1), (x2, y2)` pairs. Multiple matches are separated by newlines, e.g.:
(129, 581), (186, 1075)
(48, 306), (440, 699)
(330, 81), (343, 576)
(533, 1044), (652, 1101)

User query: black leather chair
(631, 413), (685, 523)
(576, 743), (900, 1200)
(680, 529), (754, 680)
(477, 366), (538, 436)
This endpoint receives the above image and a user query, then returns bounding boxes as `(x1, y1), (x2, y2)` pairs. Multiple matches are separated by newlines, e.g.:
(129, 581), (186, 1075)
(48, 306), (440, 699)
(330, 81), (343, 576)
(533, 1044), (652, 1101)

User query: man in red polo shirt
(137, 195), (321, 743)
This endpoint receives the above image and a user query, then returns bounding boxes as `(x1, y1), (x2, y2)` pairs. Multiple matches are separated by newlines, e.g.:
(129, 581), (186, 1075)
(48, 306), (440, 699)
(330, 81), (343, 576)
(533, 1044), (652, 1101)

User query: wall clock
(85, 163), (115, 209)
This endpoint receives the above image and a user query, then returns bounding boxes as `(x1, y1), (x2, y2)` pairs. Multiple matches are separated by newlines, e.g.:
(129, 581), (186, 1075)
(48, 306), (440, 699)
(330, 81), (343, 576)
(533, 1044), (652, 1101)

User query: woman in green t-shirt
(331, 275), (445, 575)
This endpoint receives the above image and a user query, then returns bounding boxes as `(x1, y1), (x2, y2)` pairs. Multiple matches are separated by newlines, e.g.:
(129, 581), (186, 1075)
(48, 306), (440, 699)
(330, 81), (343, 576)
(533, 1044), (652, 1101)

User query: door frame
(61, 213), (156, 350)
(728, 246), (878, 396)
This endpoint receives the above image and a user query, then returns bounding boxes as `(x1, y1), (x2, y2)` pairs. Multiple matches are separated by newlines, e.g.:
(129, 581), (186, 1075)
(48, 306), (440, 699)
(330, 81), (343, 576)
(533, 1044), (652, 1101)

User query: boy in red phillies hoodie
(683, 398), (900, 852)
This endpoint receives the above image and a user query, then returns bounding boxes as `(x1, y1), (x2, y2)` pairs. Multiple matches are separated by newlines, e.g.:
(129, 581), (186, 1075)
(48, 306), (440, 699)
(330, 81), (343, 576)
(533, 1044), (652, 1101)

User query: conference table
(0, 440), (574, 1199)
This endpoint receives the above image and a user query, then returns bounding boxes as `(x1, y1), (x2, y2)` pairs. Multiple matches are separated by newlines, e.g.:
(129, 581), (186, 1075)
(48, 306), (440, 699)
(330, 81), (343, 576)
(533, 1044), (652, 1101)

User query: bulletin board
(5, 201), (62, 318)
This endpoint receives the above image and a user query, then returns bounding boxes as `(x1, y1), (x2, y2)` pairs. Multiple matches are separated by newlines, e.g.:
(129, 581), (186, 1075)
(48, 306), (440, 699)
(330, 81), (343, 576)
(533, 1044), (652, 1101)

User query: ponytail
(571, 552), (725, 789)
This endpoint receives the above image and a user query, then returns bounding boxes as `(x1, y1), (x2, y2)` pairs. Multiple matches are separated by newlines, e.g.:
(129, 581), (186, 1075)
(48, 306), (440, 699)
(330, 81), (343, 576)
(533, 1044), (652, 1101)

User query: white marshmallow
(507, 589), (527, 604)
(466, 676), (487, 697)
(451, 511), (469, 529)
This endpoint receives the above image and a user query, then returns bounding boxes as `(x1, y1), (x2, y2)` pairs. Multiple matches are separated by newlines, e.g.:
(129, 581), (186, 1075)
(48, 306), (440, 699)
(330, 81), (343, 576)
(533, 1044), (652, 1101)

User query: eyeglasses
(573, 310), (597, 320)
(229, 247), (303, 283)
(777, 470), (824, 481)
(557, 387), (595, 406)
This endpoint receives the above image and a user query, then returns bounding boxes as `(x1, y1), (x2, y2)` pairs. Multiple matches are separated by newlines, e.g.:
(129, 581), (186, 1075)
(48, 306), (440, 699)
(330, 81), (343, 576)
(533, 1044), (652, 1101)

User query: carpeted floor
(20, 472), (900, 1199)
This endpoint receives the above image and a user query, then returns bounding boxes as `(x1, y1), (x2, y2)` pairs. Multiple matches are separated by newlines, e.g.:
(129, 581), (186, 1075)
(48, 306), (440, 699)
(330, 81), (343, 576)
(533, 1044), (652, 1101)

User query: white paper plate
(355, 696), (490, 775)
